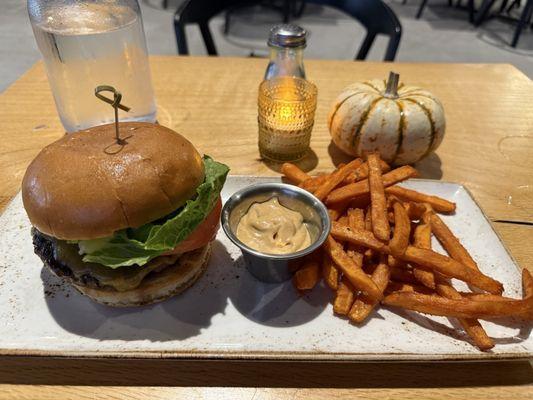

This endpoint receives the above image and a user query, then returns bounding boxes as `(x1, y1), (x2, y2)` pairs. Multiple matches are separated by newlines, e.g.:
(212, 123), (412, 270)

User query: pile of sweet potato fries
(282, 153), (533, 351)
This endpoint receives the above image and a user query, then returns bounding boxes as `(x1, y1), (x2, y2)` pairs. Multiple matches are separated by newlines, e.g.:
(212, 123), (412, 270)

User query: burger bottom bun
(69, 243), (212, 308)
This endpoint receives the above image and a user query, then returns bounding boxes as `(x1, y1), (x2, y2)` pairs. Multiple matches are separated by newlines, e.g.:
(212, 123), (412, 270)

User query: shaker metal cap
(268, 24), (307, 48)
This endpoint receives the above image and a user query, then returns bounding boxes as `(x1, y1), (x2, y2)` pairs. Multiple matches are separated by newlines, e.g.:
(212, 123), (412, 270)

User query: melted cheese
(53, 239), (179, 292)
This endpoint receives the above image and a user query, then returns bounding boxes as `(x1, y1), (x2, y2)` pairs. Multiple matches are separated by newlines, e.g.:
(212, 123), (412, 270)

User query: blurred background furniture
(510, 0), (533, 46)
(403, 0), (474, 21)
(474, 0), (533, 46)
(411, 0), (452, 19)
(224, 0), (306, 34)
(174, 0), (402, 61)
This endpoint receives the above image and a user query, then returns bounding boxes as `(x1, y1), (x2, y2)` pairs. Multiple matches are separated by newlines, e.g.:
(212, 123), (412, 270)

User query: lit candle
(258, 76), (317, 161)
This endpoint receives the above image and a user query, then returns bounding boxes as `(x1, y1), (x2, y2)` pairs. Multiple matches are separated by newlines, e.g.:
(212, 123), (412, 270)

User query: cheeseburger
(22, 122), (229, 307)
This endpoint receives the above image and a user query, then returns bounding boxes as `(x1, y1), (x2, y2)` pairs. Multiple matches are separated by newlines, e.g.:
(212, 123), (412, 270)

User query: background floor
(2, 0), (532, 92)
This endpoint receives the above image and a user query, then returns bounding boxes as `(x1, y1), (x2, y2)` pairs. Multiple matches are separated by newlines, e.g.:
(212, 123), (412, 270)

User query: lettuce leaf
(77, 156), (229, 268)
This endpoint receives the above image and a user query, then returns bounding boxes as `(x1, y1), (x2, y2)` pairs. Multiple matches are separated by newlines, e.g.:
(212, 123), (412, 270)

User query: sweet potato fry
(300, 174), (328, 192)
(429, 213), (478, 270)
(385, 186), (456, 214)
(348, 195), (372, 210)
(346, 208), (365, 259)
(328, 208), (341, 221)
(364, 207), (372, 231)
(435, 283), (494, 350)
(330, 222), (386, 252)
(363, 209), (374, 259)
(342, 159), (391, 184)
(382, 291), (533, 320)
(286, 151), (525, 351)
(326, 165), (418, 205)
(348, 208), (365, 230)
(314, 158), (363, 201)
(322, 252), (339, 290)
(389, 201), (410, 256)
(523, 269), (533, 298)
(388, 255), (408, 269)
(385, 281), (435, 295)
(327, 199), (353, 221)
(337, 215), (349, 226)
(401, 246), (503, 295)
(293, 259), (320, 291)
(367, 153), (390, 241)
(428, 211), (495, 350)
(390, 265), (418, 284)
(334, 278), (356, 315)
(460, 293), (519, 301)
(331, 224), (503, 294)
(324, 235), (382, 301)
(403, 201), (427, 220)
(411, 220), (436, 289)
(349, 260), (390, 323)
(281, 163), (310, 184)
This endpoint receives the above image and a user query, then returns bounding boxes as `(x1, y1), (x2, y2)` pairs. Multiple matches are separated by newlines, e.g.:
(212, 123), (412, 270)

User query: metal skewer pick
(94, 85), (131, 144)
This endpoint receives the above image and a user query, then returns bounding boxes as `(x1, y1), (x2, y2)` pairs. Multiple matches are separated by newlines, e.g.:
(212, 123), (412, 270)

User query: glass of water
(28, 0), (156, 133)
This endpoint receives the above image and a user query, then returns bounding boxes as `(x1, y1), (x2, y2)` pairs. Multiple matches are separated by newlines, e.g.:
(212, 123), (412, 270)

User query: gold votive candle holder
(258, 76), (318, 161)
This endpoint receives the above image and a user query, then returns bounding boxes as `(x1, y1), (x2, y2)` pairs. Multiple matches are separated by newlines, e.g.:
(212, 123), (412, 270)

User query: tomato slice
(163, 197), (222, 255)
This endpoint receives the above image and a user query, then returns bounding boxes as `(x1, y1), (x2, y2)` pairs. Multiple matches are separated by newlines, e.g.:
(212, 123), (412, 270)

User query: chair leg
(356, 32), (377, 60)
(402, 0), (407, 5)
(499, 0), (509, 12)
(416, 0), (429, 18)
(473, 0), (497, 26)
(507, 0), (522, 12)
(468, 0), (475, 22)
(512, 0), (533, 47)
(199, 22), (218, 55)
(384, 35), (401, 62)
(294, 0), (306, 17)
(448, 0), (453, 6)
(224, 11), (231, 35)
(283, 0), (291, 22)
(174, 20), (189, 55)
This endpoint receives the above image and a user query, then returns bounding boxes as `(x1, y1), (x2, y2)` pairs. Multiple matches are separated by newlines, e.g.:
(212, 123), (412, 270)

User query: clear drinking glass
(28, 0), (156, 132)
(258, 76), (318, 161)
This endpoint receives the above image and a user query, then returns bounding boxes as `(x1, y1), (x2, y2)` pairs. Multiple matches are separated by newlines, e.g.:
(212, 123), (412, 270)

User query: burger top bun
(22, 122), (205, 240)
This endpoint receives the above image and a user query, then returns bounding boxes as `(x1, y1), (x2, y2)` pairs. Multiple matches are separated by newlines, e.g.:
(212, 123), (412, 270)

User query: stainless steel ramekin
(221, 183), (330, 283)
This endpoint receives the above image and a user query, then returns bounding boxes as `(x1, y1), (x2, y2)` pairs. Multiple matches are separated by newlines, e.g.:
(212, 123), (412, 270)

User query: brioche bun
(22, 122), (204, 240)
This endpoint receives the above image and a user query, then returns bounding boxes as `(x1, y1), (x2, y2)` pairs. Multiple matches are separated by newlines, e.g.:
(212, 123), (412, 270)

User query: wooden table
(0, 56), (531, 400)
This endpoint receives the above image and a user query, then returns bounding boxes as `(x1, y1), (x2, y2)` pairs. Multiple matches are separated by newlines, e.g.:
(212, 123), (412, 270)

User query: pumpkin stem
(384, 71), (400, 99)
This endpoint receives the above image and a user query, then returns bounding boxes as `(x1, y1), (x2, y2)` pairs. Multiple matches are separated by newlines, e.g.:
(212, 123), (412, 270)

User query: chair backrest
(174, 0), (249, 55)
(174, 0), (402, 61)
(308, 0), (402, 61)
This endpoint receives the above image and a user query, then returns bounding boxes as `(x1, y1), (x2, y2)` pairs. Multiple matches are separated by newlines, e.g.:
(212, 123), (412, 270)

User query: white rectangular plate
(0, 177), (531, 361)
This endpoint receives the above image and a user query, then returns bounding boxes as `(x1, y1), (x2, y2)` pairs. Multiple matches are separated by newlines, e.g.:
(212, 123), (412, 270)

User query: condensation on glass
(28, 0), (156, 132)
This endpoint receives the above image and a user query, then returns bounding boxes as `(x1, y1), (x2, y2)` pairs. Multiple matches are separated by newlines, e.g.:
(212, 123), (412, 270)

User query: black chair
(306, 0), (401, 60)
(474, 0), (533, 47)
(412, 0), (453, 19)
(225, 1), (306, 35)
(174, 0), (402, 61)
(404, 0), (474, 22)
(174, 0), (243, 55)
(511, 0), (533, 46)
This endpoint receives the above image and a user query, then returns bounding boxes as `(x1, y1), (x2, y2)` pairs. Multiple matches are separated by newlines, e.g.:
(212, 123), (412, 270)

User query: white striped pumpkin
(328, 73), (446, 165)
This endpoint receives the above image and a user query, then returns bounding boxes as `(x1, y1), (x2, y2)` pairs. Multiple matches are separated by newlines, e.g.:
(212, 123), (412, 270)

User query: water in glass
(29, 1), (156, 132)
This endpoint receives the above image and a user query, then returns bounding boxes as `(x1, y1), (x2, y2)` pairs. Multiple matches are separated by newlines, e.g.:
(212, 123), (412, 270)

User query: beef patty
(32, 228), (182, 291)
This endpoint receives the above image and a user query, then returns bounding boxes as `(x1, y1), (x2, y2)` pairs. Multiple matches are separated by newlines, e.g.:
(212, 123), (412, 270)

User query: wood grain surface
(0, 56), (531, 399)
